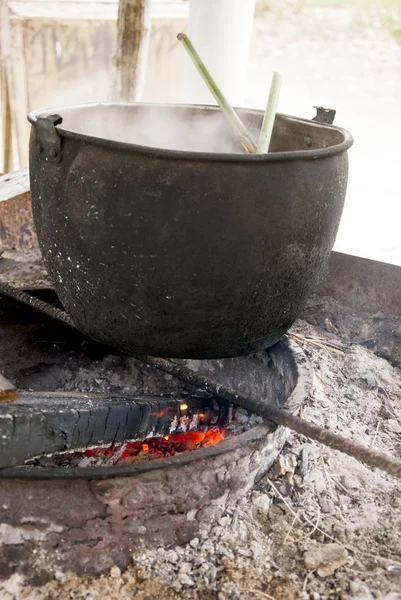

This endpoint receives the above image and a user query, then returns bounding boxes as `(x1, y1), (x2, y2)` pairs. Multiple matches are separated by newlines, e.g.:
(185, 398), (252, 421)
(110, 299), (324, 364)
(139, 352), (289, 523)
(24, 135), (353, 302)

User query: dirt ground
(1, 315), (400, 600)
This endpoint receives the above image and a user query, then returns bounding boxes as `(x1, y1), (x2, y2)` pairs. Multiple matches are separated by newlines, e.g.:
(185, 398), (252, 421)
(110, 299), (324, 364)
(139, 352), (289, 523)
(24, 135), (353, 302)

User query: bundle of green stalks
(177, 32), (282, 155)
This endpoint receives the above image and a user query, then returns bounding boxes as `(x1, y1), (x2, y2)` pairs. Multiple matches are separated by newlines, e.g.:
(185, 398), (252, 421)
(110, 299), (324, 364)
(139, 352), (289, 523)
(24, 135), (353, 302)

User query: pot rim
(28, 102), (353, 162)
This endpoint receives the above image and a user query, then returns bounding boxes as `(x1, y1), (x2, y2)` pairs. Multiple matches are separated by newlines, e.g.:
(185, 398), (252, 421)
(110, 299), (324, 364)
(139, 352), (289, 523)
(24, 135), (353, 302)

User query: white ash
(1, 317), (401, 599)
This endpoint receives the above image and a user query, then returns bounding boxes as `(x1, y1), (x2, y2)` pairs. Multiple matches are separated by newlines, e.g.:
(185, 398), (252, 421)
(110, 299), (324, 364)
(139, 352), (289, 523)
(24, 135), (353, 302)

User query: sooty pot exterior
(28, 104), (353, 358)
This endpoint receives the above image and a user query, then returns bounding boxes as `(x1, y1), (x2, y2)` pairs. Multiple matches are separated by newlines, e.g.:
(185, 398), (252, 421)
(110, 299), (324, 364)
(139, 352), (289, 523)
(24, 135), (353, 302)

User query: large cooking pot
(28, 103), (353, 358)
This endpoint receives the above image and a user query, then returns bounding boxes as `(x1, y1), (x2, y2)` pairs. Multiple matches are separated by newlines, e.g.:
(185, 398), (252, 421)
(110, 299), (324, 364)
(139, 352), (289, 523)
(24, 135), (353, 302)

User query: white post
(182, 0), (256, 107)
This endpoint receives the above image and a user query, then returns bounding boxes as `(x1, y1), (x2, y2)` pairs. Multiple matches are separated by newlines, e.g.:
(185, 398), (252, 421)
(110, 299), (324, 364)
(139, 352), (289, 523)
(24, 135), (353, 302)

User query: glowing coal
(25, 405), (263, 469)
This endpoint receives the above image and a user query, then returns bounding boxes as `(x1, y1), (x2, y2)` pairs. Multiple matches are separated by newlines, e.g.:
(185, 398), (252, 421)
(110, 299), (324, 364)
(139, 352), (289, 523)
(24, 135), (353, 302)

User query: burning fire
(25, 402), (258, 469)
(26, 427), (232, 469)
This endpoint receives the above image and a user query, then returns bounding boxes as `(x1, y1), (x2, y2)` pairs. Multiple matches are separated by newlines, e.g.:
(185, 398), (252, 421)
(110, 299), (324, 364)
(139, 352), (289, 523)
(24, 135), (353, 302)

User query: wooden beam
(0, 168), (38, 252)
(0, 0), (30, 169)
(0, 373), (18, 403)
(0, 167), (29, 202)
(114, 0), (152, 102)
(0, 0), (13, 173)
(1, 73), (12, 174)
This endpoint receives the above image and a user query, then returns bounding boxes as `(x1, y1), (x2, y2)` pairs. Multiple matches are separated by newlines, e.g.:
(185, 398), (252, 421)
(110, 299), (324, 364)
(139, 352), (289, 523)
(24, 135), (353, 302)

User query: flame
(153, 408), (167, 418)
(180, 403), (188, 410)
(28, 420), (236, 469)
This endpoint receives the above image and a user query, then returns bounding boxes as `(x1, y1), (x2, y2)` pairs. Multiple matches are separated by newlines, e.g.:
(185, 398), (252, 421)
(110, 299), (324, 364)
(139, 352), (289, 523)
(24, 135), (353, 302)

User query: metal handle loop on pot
(312, 106), (336, 124)
(35, 114), (63, 164)
(312, 106), (336, 125)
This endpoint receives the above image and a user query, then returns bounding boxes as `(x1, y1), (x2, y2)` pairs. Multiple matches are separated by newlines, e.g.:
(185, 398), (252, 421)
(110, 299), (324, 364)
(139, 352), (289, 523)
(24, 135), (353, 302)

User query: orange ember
(29, 426), (233, 468)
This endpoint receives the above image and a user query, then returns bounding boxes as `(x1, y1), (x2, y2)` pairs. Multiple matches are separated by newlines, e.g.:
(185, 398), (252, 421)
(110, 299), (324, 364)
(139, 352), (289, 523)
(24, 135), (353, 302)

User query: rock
(273, 454), (297, 482)
(382, 595), (401, 600)
(340, 474), (361, 490)
(171, 581), (182, 592)
(302, 592), (320, 600)
(394, 326), (401, 341)
(304, 543), (348, 577)
(268, 505), (284, 519)
(252, 493), (271, 515)
(350, 579), (361, 594)
(165, 550), (179, 563)
(305, 315), (319, 326)
(200, 540), (215, 555)
(318, 497), (335, 514)
(109, 565), (121, 579)
(179, 562), (192, 574)
(189, 537), (200, 548)
(237, 548), (253, 557)
(349, 578), (373, 597)
(377, 346), (392, 361)
(178, 573), (195, 586)
(325, 318), (338, 334)
(186, 508), (197, 521)
(388, 564), (401, 576)
(216, 469), (226, 483)
(212, 525), (223, 538)
(303, 468), (327, 493)
(54, 571), (67, 583)
(365, 373), (376, 388)
(383, 419), (401, 434)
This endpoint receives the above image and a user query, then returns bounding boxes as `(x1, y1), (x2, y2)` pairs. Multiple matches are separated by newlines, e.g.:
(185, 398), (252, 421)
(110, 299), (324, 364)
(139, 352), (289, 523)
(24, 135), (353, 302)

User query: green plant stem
(177, 33), (257, 154)
(257, 71), (282, 154)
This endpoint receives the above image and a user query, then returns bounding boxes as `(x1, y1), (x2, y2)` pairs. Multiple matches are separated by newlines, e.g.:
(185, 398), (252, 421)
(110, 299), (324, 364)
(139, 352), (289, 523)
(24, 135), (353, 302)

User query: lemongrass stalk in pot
(177, 33), (257, 153)
(257, 71), (282, 154)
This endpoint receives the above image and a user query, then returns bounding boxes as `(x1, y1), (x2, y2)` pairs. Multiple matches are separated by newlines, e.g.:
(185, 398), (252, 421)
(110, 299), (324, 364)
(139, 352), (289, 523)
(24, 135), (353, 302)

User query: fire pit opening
(22, 395), (264, 471)
(0, 288), (310, 577)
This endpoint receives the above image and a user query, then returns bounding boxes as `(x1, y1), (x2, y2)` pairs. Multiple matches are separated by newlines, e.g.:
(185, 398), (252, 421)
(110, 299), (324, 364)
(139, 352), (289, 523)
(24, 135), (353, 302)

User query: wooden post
(114, 0), (152, 102)
(0, 0), (13, 173)
(0, 0), (30, 169)
(1, 73), (12, 174)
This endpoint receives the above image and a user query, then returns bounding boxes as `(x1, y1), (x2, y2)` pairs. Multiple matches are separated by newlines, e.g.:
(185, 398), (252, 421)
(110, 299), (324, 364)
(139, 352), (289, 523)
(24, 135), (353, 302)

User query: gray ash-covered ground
(2, 318), (400, 600)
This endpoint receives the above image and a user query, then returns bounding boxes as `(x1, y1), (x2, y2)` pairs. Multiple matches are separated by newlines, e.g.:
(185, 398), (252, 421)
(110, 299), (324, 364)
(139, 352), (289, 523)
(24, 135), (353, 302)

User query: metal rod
(1, 282), (400, 479)
(137, 356), (401, 479)
(0, 282), (75, 327)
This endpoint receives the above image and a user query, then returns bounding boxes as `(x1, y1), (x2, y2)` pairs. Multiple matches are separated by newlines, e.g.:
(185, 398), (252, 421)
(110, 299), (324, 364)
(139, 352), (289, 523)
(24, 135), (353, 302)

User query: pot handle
(35, 114), (63, 164)
(312, 106), (336, 125)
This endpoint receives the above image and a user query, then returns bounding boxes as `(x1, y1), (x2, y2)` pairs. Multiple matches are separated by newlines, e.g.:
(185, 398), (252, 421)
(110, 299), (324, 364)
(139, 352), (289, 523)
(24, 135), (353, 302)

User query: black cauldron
(28, 103), (353, 358)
